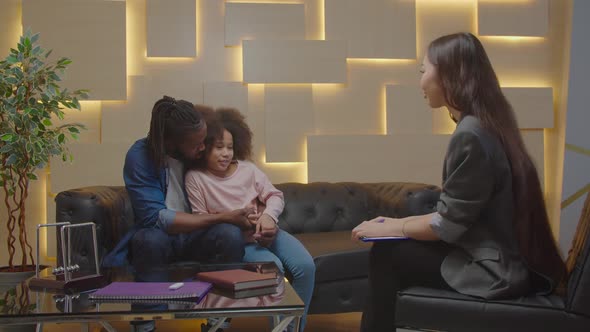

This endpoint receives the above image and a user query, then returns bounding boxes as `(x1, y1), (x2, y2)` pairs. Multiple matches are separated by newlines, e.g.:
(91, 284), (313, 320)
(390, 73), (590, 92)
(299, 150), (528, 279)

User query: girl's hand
(254, 214), (278, 247)
(248, 212), (261, 229)
(351, 216), (399, 241)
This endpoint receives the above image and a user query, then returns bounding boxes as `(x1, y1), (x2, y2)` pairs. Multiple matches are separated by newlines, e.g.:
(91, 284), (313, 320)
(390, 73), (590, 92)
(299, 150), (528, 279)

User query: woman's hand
(351, 216), (402, 241)
(253, 214), (278, 247)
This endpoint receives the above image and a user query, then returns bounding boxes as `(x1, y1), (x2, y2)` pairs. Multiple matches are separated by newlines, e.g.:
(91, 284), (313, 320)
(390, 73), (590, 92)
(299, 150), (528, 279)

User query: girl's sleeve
(253, 165), (284, 223)
(430, 131), (495, 243)
(184, 170), (209, 214)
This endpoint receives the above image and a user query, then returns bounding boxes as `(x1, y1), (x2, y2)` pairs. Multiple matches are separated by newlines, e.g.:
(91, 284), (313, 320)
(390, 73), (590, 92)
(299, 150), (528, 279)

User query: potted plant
(0, 29), (87, 281)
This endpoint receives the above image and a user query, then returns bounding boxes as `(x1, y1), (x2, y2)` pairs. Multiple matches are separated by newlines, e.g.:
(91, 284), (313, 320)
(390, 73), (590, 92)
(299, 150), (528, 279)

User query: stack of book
(196, 268), (279, 299)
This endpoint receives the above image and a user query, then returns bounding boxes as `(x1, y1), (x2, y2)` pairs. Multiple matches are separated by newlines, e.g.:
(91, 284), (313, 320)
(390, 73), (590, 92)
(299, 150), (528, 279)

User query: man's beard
(168, 148), (203, 165)
(167, 148), (189, 163)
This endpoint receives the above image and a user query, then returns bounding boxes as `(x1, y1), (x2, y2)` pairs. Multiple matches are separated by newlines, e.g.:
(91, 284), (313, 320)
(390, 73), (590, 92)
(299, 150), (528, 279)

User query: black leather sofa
(54, 182), (441, 315)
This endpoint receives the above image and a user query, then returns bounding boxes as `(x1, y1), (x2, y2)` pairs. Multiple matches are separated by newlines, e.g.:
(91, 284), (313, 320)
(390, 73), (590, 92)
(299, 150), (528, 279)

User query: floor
(41, 312), (365, 332)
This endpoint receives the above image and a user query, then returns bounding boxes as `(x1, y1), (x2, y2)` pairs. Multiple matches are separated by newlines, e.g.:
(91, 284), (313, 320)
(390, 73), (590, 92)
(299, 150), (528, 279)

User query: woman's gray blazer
(430, 115), (530, 299)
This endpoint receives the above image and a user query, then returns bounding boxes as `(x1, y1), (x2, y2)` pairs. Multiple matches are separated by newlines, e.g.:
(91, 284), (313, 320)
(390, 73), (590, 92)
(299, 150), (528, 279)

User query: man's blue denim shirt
(102, 138), (176, 267)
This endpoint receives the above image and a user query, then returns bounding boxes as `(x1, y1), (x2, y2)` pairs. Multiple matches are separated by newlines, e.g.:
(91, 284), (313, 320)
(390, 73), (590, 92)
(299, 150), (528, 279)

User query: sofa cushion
(294, 231), (371, 283)
(396, 287), (583, 332)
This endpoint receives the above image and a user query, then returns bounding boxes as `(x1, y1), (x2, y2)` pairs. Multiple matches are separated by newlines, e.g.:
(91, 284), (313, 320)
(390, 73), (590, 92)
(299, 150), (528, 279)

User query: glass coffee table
(0, 262), (304, 332)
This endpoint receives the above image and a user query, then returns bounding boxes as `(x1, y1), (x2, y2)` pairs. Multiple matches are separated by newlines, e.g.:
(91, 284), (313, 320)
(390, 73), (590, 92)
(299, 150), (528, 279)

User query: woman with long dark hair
(351, 32), (565, 332)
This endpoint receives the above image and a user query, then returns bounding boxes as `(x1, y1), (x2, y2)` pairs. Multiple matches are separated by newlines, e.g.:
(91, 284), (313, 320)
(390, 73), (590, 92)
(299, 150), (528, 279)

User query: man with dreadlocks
(104, 95), (252, 268)
(103, 96), (253, 331)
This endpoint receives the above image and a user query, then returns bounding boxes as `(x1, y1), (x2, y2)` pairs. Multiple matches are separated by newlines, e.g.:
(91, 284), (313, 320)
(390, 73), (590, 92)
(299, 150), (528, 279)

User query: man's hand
(223, 207), (255, 230)
(253, 214), (278, 247)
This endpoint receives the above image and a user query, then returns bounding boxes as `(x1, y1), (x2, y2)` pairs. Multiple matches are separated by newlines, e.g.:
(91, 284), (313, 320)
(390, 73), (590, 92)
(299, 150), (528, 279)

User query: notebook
(196, 269), (278, 291)
(360, 236), (409, 242)
(88, 281), (212, 303)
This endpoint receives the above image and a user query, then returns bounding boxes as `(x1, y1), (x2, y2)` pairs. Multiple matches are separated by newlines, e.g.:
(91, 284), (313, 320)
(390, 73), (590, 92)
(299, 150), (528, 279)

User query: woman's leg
(360, 240), (452, 332)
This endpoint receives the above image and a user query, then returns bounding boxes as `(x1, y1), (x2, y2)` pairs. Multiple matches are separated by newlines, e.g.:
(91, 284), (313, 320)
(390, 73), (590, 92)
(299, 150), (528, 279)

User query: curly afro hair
(191, 107), (253, 170)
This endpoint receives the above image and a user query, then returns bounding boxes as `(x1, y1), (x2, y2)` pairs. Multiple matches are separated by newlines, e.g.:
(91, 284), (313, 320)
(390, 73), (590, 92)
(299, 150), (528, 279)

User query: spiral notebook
(89, 281), (212, 303)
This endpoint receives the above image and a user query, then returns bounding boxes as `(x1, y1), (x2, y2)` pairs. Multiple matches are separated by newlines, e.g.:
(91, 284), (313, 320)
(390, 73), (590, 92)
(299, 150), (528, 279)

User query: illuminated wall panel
(50, 143), (128, 195)
(102, 76), (204, 144)
(313, 60), (418, 135)
(147, 0), (196, 57)
(225, 3), (305, 46)
(0, 0), (21, 56)
(478, 0), (549, 37)
(503, 87), (553, 129)
(386, 85), (432, 134)
(265, 85), (314, 162)
(22, 0), (126, 100)
(483, 38), (553, 89)
(325, 0), (416, 59)
(0, 0), (572, 263)
(53, 102), (102, 144)
(308, 134), (450, 185)
(203, 81), (248, 113)
(416, 0), (475, 57)
(243, 40), (347, 83)
(522, 130), (545, 186)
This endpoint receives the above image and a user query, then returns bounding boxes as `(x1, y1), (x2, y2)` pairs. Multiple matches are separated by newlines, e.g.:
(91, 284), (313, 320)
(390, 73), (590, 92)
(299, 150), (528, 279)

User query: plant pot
(0, 325), (38, 332)
(0, 265), (43, 286)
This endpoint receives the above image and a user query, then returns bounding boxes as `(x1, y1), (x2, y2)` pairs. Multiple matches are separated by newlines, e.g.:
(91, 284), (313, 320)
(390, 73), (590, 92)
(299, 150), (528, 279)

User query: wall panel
(0, 0), (21, 56)
(308, 134), (450, 185)
(225, 3), (305, 46)
(203, 81), (248, 112)
(503, 87), (553, 129)
(325, 0), (416, 59)
(146, 0), (196, 57)
(243, 40), (347, 83)
(386, 85), (432, 134)
(478, 0), (549, 37)
(265, 85), (314, 162)
(22, 0), (126, 100)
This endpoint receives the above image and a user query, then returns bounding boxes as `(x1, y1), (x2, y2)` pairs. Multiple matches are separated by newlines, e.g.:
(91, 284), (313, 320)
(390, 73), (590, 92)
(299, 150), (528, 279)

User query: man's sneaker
(201, 317), (231, 331)
(130, 320), (155, 332)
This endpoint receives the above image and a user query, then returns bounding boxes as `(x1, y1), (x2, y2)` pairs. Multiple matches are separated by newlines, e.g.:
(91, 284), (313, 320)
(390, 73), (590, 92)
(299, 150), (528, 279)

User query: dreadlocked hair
(192, 107), (253, 170)
(146, 96), (206, 168)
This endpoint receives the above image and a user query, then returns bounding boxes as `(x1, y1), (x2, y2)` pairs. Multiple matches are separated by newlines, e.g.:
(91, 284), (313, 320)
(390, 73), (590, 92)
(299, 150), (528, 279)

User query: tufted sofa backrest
(275, 182), (441, 234)
(55, 182), (440, 270)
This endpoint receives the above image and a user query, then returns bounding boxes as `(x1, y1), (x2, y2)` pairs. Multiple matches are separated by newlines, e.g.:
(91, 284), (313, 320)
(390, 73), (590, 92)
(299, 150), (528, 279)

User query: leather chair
(395, 193), (590, 331)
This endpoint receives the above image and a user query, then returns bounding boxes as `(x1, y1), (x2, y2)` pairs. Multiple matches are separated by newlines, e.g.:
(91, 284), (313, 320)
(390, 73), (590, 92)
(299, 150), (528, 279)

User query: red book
(196, 269), (278, 291)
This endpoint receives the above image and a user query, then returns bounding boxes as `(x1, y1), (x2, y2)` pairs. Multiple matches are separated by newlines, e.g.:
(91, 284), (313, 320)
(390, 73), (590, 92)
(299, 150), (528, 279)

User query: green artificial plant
(0, 30), (87, 272)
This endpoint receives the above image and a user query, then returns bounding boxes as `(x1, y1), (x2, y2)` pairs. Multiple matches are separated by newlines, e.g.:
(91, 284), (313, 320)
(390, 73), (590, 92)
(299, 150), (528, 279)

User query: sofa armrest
(55, 186), (133, 270)
(367, 182), (441, 218)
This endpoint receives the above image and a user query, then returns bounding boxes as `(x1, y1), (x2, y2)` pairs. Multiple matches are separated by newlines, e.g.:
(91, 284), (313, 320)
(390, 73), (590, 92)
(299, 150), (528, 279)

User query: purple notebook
(89, 281), (212, 303)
